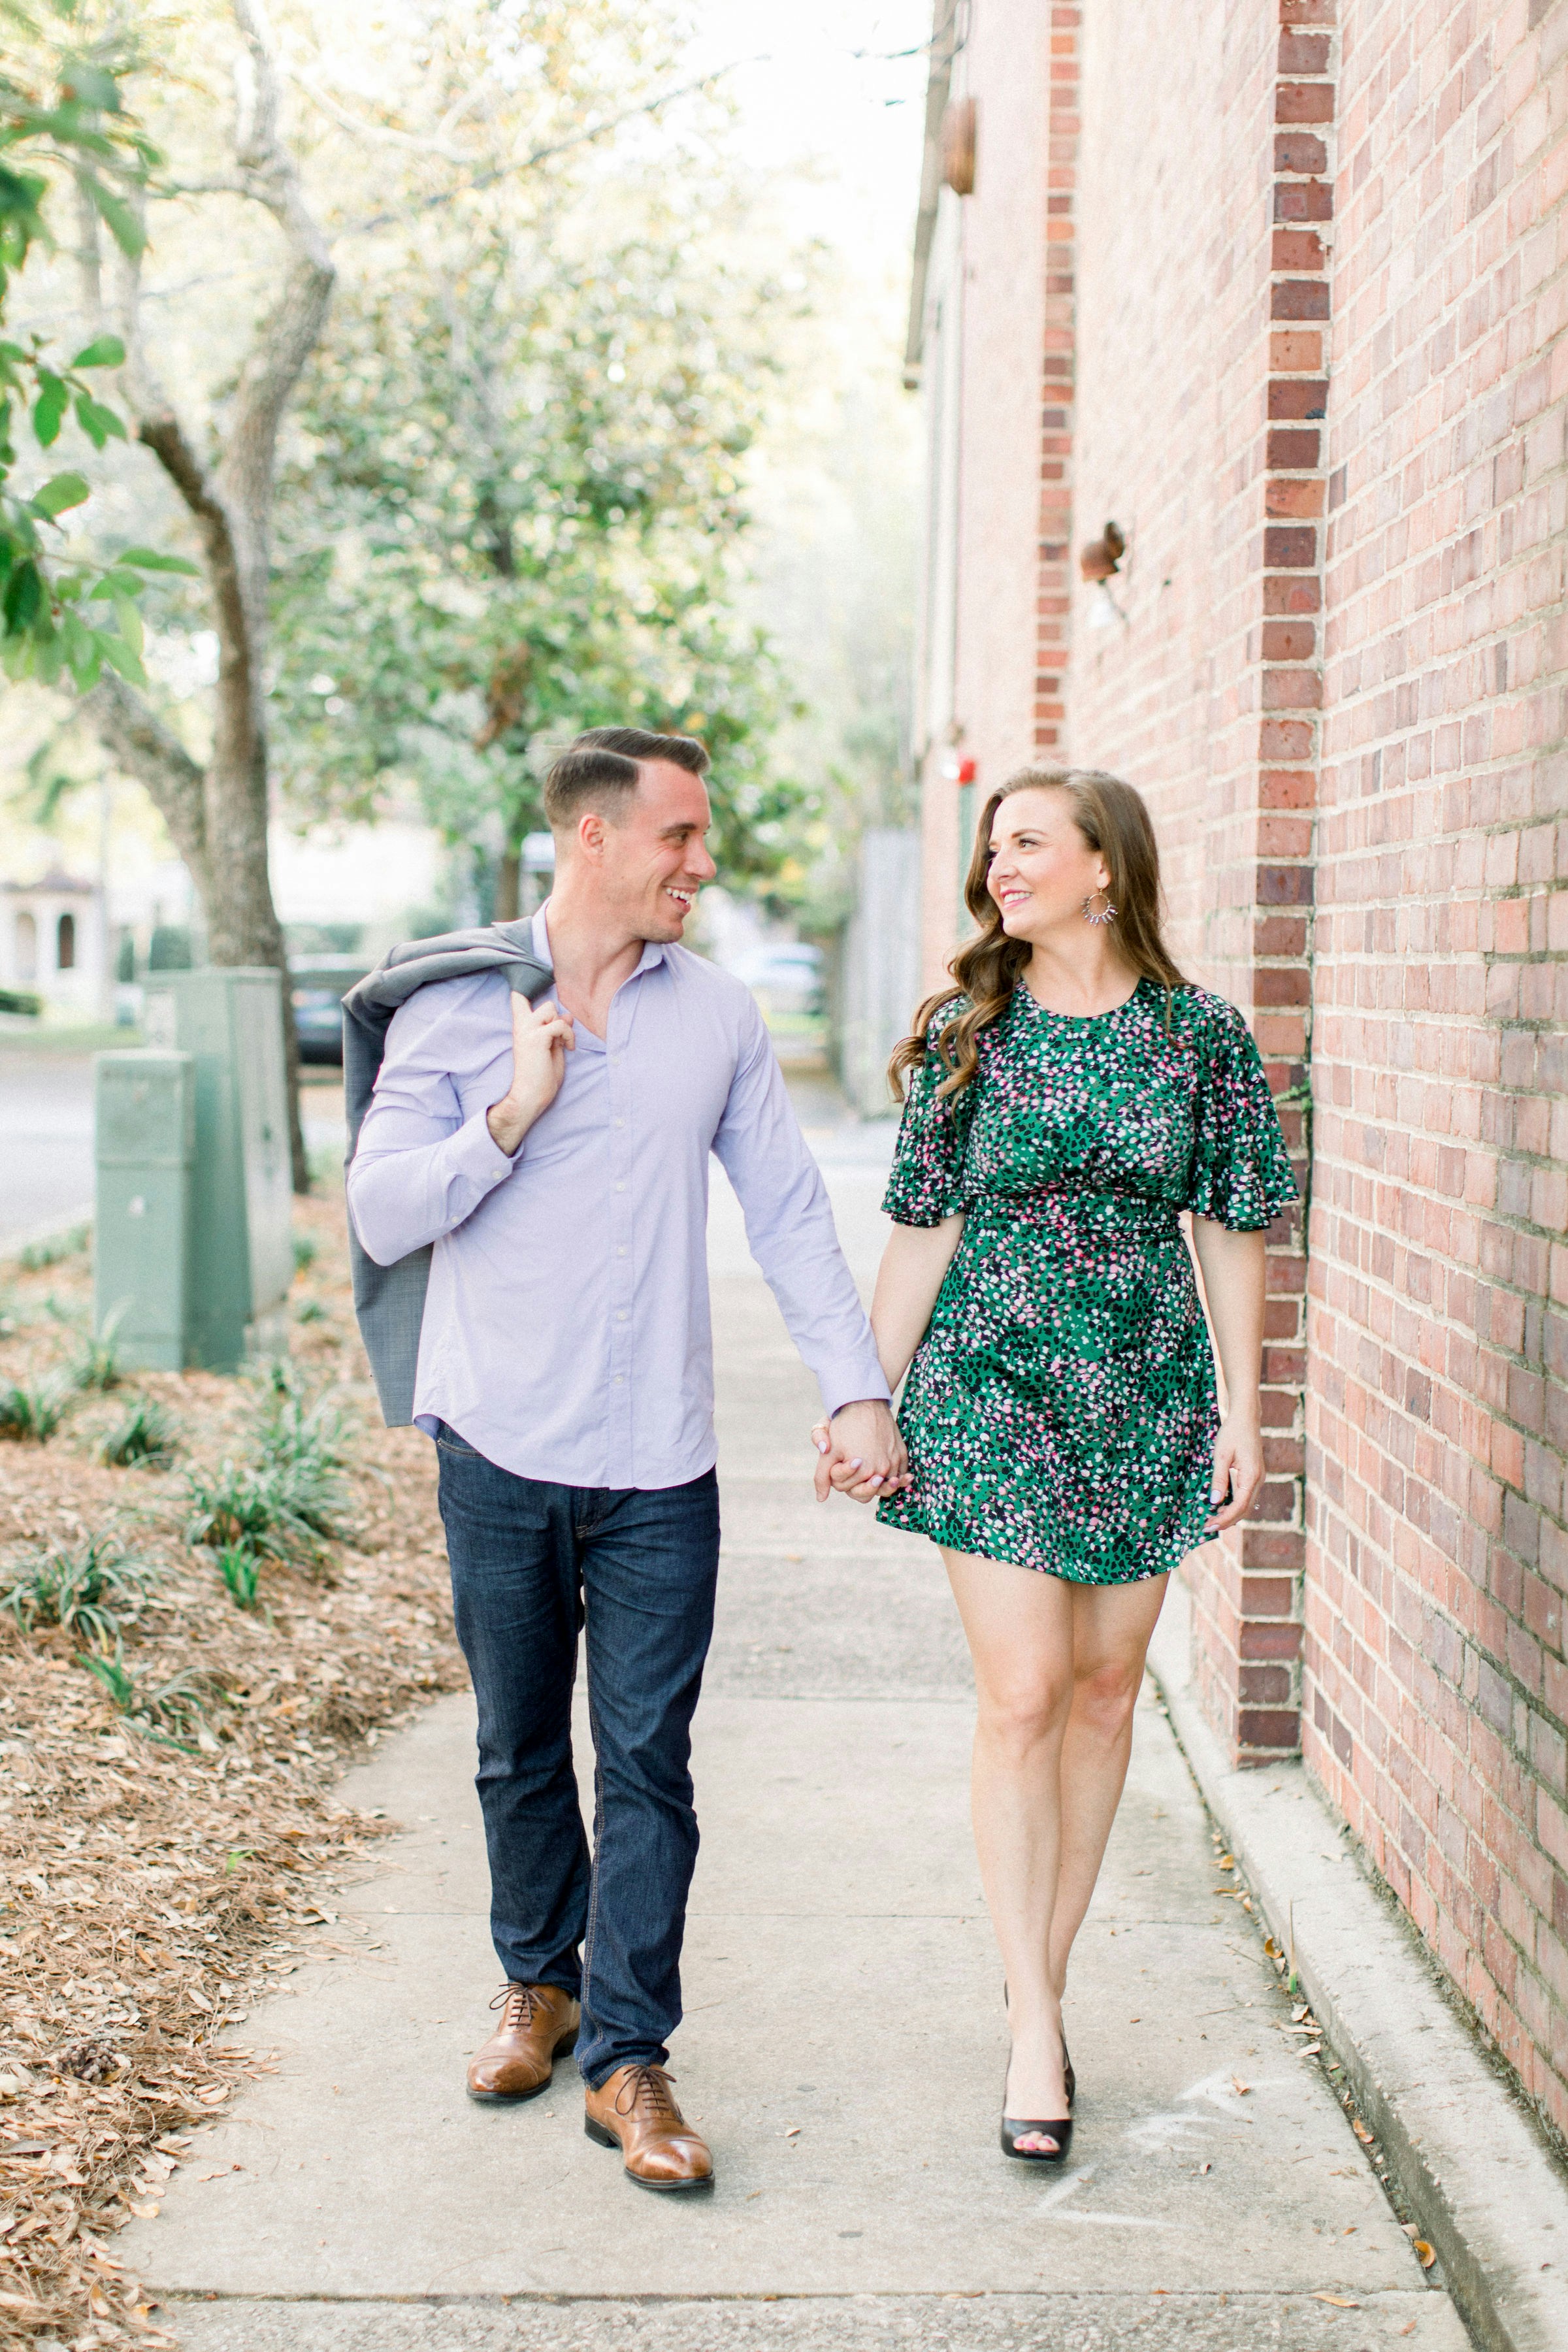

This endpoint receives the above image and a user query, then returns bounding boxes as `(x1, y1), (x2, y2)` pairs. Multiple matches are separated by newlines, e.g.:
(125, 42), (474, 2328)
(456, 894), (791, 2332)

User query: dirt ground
(0, 1192), (465, 2349)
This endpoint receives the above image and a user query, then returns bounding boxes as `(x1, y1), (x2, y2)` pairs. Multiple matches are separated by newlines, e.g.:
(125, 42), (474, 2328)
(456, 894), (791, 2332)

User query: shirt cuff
(447, 1105), (522, 1183)
(817, 1357), (893, 1419)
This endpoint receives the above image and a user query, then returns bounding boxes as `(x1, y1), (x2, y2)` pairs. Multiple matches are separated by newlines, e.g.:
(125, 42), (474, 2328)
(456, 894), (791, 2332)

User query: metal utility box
(139, 967), (293, 1369)
(93, 1051), (197, 1371)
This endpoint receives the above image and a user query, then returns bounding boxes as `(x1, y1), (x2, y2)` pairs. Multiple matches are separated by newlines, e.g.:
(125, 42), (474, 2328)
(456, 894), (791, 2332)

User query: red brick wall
(910, 2), (1079, 995)
(1305, 0), (1568, 2140)
(909, 0), (1568, 2134)
(1069, 0), (1320, 1763)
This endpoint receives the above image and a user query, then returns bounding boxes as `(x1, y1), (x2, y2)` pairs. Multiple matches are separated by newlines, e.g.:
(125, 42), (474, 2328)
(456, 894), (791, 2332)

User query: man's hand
(485, 992), (576, 1156)
(811, 1399), (911, 1505)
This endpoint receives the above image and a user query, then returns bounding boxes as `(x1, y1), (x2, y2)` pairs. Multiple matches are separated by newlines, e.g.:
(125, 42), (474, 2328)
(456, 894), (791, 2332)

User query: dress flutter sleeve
(881, 1011), (973, 1227)
(1183, 1000), (1299, 1232)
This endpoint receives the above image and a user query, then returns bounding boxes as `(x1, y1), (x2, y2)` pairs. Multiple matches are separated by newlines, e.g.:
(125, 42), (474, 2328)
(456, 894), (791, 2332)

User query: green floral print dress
(875, 979), (1297, 1584)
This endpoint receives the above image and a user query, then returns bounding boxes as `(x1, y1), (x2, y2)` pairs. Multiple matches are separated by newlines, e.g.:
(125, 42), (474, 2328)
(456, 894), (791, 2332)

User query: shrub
(0, 1376), (70, 1443)
(1, 1537), (159, 1646)
(101, 1399), (178, 1470)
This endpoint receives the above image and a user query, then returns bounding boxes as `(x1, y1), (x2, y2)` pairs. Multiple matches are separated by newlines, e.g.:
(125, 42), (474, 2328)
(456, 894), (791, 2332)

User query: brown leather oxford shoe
(466, 1982), (580, 2102)
(583, 2063), (713, 2191)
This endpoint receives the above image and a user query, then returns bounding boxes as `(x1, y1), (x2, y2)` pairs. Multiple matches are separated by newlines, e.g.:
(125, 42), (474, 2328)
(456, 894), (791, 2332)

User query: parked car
(728, 941), (826, 1020)
(289, 957), (370, 1065)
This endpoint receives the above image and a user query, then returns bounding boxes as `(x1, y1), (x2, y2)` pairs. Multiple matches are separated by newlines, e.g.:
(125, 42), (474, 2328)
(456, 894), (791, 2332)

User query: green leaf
(70, 335), (125, 370)
(60, 612), (101, 686)
(74, 393), (126, 449)
(31, 471), (91, 519)
(111, 545), (200, 575)
(59, 64), (123, 114)
(97, 629), (146, 685)
(3, 560), (43, 632)
(33, 372), (67, 448)
(110, 593), (142, 655)
(83, 176), (144, 260)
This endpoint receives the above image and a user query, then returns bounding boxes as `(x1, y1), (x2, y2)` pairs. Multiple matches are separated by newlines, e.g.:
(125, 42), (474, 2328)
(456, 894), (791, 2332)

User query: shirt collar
(534, 900), (668, 981)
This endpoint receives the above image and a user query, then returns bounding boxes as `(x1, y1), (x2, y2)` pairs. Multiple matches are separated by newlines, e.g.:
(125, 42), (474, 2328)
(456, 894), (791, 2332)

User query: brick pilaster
(1034, 5), (1079, 755)
(1245, 0), (1333, 1760)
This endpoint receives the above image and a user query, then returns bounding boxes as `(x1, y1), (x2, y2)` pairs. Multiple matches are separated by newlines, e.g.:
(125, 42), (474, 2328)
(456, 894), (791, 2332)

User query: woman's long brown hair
(888, 767), (1190, 1102)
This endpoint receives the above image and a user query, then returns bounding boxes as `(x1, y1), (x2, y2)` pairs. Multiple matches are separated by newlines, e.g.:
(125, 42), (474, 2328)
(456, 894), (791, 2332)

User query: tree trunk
(493, 841), (522, 924)
(81, 0), (335, 1194)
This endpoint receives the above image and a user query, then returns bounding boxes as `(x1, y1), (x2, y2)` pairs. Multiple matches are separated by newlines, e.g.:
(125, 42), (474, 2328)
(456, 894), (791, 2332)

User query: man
(348, 727), (905, 2192)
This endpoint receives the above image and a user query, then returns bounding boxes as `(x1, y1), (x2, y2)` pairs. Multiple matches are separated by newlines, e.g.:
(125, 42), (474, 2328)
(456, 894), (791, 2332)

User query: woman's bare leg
(1048, 1575), (1169, 1990)
(945, 1555), (1171, 2151)
(943, 1550), (1075, 2149)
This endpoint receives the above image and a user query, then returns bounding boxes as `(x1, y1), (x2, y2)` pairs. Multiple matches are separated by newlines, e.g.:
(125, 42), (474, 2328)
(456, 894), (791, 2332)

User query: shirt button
(613, 1118), (625, 1130)
(615, 1182), (626, 1193)
(615, 1247), (627, 1258)
(613, 1375), (624, 1386)
(615, 1311), (628, 1322)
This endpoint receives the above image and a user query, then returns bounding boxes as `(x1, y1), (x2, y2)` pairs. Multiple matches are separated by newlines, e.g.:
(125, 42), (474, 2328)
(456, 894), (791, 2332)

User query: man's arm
(346, 978), (569, 1267)
(711, 1000), (904, 1489)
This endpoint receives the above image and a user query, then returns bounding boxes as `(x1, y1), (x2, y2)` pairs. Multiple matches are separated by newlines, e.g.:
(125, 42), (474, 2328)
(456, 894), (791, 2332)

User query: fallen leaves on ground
(0, 1188), (465, 2349)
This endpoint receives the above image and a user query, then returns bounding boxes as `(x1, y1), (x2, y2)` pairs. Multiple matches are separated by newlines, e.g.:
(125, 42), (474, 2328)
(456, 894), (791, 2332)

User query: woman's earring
(1083, 889), (1117, 926)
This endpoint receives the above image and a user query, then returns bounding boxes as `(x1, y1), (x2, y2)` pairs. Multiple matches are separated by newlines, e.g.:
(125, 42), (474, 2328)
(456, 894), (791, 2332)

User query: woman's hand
(485, 993), (576, 1155)
(810, 1407), (912, 1505)
(1205, 1414), (1264, 1532)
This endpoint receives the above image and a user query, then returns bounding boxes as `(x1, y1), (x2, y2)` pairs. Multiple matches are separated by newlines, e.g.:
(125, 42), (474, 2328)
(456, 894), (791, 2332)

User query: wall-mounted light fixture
(941, 96), (977, 196)
(1079, 521), (1125, 583)
(1080, 521), (1130, 629)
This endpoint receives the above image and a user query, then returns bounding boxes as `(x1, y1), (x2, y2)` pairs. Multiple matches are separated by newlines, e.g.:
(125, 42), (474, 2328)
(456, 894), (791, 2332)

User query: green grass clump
(291, 1233), (319, 1275)
(71, 1304), (129, 1394)
(101, 1398), (178, 1470)
(15, 1224), (89, 1272)
(2, 1537), (159, 1646)
(75, 1639), (204, 1747)
(215, 1543), (262, 1611)
(0, 1375), (70, 1443)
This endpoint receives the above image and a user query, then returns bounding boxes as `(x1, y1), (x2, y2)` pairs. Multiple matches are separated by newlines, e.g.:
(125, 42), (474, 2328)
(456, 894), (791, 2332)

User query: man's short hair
(543, 727), (710, 830)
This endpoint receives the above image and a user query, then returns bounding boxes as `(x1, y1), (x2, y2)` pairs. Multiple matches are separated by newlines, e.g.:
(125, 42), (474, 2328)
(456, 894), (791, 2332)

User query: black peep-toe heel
(1000, 2085), (1073, 2163)
(1003, 1980), (1077, 2115)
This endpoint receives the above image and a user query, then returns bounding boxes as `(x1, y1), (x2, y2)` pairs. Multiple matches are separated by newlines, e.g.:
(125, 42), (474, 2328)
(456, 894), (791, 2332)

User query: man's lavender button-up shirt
(346, 905), (890, 1490)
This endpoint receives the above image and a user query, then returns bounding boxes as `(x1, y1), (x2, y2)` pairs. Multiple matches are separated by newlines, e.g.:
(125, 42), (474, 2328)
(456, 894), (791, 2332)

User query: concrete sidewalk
(126, 1134), (1466, 2349)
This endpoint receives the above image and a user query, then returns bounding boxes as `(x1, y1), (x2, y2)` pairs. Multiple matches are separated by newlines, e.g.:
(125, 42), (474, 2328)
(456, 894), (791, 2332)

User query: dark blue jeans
(434, 1423), (721, 2087)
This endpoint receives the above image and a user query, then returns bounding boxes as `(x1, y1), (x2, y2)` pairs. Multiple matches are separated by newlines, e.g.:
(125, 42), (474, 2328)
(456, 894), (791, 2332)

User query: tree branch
(218, 0), (335, 626)
(338, 61), (756, 241)
(80, 673), (211, 893)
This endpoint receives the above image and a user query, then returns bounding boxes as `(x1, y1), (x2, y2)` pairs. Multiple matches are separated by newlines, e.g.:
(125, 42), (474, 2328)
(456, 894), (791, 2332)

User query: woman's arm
(872, 1214), (966, 1390)
(1188, 1218), (1267, 1531)
(813, 1213), (965, 1501)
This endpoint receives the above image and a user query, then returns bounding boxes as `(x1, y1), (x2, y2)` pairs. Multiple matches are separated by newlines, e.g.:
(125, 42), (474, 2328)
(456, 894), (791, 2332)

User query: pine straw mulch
(0, 1186), (466, 2349)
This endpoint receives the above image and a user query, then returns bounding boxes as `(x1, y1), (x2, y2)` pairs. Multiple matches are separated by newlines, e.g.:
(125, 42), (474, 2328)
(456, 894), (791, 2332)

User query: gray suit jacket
(340, 920), (555, 1426)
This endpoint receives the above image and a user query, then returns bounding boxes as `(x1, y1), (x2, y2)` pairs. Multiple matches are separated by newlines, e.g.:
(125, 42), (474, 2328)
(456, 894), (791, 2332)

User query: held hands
(809, 1401), (912, 1506)
(1205, 1413), (1265, 1533)
(485, 991), (576, 1156)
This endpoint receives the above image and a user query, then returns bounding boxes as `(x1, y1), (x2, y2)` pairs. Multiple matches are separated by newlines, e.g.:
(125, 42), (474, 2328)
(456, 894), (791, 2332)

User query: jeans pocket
(434, 1420), (484, 1460)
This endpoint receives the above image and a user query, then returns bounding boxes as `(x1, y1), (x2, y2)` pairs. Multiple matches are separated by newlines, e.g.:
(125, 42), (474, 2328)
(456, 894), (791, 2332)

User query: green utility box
(93, 1051), (197, 1371)
(136, 967), (293, 1369)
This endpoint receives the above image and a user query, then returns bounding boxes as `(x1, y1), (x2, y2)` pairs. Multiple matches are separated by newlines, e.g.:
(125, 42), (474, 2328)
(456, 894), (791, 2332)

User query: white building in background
(0, 870), (108, 1021)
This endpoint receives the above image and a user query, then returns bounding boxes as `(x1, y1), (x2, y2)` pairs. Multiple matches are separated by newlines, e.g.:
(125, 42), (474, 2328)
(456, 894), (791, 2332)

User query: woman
(815, 767), (1295, 2163)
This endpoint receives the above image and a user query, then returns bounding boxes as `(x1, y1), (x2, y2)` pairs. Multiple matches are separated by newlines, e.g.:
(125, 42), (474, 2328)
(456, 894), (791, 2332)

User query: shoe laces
(613, 2063), (678, 2121)
(492, 1982), (546, 2031)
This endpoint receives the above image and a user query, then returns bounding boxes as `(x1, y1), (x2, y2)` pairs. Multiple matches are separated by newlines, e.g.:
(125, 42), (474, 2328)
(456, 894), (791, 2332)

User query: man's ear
(576, 810), (607, 862)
